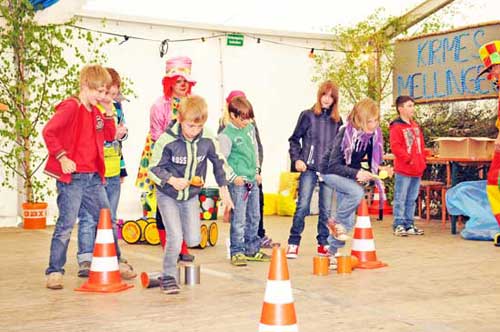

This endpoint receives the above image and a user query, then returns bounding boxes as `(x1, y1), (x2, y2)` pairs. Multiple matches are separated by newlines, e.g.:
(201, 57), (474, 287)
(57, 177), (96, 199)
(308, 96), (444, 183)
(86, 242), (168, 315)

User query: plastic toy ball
(378, 170), (389, 180)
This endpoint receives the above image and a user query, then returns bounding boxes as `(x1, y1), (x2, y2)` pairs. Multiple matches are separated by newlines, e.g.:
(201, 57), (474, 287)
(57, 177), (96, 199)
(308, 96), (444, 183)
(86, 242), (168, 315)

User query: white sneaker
(406, 225), (424, 235)
(327, 218), (350, 241)
(333, 224), (350, 241)
(393, 225), (408, 237)
(286, 244), (299, 259)
(329, 253), (341, 270)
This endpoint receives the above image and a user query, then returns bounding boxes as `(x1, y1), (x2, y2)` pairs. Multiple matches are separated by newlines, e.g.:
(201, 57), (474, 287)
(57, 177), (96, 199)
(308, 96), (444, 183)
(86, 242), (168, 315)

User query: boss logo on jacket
(171, 155), (206, 165)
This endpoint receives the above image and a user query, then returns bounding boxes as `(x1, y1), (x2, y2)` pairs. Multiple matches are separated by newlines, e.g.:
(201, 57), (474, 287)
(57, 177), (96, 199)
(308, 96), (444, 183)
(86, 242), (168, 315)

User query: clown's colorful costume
(135, 56), (196, 254)
(479, 41), (500, 243)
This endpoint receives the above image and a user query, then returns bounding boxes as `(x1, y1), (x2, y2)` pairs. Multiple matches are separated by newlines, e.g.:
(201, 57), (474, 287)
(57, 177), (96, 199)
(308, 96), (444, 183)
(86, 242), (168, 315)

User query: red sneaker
(317, 244), (331, 257)
(286, 244), (299, 259)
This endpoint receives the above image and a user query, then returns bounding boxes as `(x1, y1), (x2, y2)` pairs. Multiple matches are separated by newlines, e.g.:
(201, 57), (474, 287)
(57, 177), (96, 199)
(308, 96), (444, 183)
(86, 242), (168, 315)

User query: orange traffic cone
(259, 244), (298, 332)
(351, 199), (388, 269)
(368, 186), (392, 216)
(223, 206), (231, 223)
(75, 209), (134, 293)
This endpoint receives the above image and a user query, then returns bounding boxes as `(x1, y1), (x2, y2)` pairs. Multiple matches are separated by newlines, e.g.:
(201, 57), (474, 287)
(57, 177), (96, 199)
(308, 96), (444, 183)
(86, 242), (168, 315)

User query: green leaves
(312, 5), (458, 115)
(312, 8), (396, 111)
(0, 0), (115, 203)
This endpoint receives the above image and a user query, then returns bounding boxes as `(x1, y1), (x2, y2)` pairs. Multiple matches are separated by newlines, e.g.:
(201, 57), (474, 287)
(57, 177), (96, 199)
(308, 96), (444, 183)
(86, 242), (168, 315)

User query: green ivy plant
(312, 9), (404, 111)
(0, 0), (114, 203)
(312, 5), (458, 114)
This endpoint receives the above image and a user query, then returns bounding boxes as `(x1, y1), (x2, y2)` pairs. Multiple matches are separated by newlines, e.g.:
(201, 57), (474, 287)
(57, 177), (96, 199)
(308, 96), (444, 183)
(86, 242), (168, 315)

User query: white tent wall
(0, 14), (334, 226)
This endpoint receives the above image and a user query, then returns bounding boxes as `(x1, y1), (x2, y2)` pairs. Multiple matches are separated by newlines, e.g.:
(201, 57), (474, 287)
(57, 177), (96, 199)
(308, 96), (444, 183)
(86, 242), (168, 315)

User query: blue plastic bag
(29, 0), (59, 10)
(445, 180), (499, 240)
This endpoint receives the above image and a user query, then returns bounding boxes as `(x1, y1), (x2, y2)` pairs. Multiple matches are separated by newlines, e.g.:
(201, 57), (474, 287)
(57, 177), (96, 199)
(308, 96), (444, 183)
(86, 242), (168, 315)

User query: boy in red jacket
(389, 95), (426, 236)
(43, 65), (116, 289)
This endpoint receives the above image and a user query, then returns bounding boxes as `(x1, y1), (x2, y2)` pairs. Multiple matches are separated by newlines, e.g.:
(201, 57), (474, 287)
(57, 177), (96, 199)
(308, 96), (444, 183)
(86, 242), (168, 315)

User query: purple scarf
(341, 122), (385, 209)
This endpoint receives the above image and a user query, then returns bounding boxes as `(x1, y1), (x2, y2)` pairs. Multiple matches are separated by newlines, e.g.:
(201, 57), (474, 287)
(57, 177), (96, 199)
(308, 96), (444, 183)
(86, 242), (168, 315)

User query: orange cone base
(75, 281), (133, 293)
(75, 271), (134, 293)
(351, 250), (388, 269)
(356, 260), (388, 269)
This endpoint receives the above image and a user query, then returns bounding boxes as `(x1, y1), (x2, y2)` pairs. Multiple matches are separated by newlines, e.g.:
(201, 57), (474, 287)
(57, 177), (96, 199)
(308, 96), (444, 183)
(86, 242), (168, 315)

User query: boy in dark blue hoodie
(149, 95), (234, 294)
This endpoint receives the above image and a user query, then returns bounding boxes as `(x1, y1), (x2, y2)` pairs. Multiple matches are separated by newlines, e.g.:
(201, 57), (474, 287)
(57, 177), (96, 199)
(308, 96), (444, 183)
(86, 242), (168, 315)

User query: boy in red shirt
(389, 95), (426, 236)
(43, 65), (116, 289)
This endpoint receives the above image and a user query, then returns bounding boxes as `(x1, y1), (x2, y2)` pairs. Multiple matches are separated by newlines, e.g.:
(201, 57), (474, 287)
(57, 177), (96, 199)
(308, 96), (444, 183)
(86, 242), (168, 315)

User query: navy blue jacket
(149, 121), (231, 200)
(289, 107), (342, 172)
(320, 126), (372, 179)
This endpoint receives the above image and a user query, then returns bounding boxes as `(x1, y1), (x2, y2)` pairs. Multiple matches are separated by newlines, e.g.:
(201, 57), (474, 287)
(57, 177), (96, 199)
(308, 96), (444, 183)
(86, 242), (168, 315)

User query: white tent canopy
(82, 0), (500, 34)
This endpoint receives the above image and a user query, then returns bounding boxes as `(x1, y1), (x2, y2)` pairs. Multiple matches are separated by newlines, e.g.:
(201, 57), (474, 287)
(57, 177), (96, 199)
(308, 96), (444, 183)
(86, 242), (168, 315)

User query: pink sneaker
(286, 244), (299, 259)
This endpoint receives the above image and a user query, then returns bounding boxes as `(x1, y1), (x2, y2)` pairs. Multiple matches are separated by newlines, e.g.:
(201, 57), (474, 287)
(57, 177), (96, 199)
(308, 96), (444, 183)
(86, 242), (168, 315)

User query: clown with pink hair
(136, 56), (196, 260)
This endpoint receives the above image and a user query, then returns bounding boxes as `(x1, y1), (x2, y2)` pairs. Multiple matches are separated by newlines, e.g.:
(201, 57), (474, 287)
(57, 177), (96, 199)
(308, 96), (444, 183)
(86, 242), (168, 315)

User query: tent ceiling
(81, 0), (500, 34)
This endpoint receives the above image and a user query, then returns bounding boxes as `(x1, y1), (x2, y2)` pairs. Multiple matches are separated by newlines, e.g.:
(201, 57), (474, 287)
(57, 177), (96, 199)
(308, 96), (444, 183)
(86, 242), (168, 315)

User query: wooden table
(426, 156), (492, 186)
(384, 154), (492, 186)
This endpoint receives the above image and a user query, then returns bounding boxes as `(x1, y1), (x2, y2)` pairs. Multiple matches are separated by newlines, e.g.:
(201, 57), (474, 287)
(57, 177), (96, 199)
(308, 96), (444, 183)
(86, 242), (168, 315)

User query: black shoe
(77, 261), (91, 278)
(178, 253), (195, 262)
(160, 275), (180, 294)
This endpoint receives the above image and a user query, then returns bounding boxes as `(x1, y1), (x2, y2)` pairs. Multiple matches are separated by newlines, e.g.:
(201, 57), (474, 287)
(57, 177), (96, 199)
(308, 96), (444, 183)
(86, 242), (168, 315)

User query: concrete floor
(1, 214), (499, 332)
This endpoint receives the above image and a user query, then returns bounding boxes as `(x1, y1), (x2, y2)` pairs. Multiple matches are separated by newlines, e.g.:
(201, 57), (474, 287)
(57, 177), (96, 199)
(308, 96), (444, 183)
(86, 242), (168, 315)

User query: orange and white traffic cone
(351, 199), (388, 269)
(368, 186), (392, 218)
(259, 244), (298, 332)
(75, 208), (134, 293)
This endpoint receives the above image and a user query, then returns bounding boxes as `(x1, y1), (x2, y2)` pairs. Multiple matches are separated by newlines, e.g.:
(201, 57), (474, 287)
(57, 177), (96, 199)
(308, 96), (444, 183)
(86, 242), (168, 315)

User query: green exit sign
(226, 33), (244, 47)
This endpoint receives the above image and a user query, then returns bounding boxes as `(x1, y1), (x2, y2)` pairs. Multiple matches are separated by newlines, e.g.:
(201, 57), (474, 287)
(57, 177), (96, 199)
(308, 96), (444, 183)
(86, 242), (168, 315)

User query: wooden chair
(417, 180), (448, 227)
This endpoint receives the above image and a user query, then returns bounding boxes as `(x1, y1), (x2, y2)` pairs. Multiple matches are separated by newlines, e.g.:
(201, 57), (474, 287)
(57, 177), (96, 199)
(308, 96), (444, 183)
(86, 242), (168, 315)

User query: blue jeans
(77, 175), (122, 264)
(46, 173), (110, 275)
(229, 181), (261, 257)
(321, 173), (365, 254)
(156, 191), (200, 281)
(288, 170), (333, 246)
(393, 173), (421, 230)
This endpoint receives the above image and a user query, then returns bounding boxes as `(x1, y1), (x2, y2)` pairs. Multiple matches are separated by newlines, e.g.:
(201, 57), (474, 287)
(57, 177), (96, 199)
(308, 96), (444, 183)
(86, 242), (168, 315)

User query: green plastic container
(198, 187), (220, 220)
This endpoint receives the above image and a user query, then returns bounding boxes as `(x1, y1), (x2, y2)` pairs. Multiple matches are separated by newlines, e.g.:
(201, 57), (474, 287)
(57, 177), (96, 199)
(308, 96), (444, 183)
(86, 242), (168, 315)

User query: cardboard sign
(393, 22), (500, 104)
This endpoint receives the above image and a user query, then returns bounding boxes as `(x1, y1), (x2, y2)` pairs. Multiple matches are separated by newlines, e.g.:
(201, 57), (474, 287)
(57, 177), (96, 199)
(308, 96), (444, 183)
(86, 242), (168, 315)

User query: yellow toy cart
(198, 187), (219, 249)
(121, 218), (161, 245)
(121, 187), (220, 248)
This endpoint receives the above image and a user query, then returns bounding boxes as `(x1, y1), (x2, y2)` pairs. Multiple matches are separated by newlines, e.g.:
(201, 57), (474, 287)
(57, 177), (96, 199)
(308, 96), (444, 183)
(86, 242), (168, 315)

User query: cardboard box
(468, 137), (495, 159)
(435, 137), (495, 159)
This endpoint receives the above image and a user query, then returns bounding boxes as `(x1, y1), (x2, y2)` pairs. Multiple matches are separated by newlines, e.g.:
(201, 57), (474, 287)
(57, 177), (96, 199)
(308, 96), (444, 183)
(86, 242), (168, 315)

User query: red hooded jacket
(43, 98), (116, 183)
(389, 118), (426, 177)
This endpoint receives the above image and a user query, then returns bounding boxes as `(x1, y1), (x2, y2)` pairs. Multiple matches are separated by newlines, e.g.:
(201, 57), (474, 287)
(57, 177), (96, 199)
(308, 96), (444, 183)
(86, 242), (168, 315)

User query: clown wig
(162, 75), (195, 99)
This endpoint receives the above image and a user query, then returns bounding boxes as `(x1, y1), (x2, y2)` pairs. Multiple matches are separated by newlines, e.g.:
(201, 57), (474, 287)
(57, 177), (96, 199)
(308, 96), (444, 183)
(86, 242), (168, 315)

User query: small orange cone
(368, 186), (392, 216)
(223, 206), (231, 223)
(259, 244), (298, 332)
(351, 199), (388, 269)
(75, 209), (134, 293)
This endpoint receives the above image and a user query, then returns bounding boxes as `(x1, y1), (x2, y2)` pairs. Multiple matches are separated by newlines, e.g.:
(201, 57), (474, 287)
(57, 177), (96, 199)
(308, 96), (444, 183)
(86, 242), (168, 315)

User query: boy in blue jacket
(149, 95), (233, 294)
